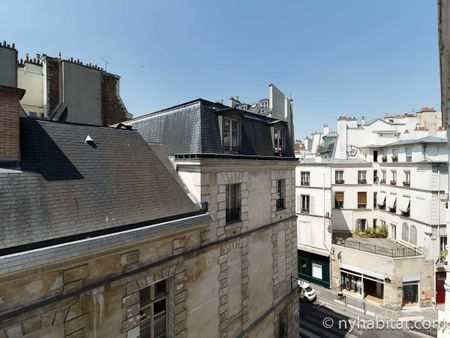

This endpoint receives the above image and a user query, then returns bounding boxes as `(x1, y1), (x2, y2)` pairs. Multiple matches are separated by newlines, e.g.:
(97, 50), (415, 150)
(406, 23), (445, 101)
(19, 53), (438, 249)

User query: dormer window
(223, 117), (240, 152)
(274, 127), (284, 154)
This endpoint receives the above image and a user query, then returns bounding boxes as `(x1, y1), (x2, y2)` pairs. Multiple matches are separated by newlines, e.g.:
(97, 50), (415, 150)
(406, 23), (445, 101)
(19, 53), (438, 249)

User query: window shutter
(358, 192), (367, 205)
(335, 192), (344, 202)
(310, 196), (315, 215)
(296, 194), (301, 213)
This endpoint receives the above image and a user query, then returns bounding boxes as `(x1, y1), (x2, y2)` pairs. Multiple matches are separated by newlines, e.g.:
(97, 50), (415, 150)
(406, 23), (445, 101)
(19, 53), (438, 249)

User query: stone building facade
(127, 98), (299, 337)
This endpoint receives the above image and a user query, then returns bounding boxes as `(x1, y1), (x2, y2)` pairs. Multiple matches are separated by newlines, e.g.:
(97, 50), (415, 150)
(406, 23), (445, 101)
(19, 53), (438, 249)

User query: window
(441, 236), (448, 251)
(392, 149), (398, 162)
(381, 170), (386, 184)
(391, 224), (397, 240)
(335, 192), (344, 209)
(274, 127), (284, 154)
(403, 170), (411, 187)
(405, 148), (412, 162)
(335, 170), (344, 184)
(301, 195), (310, 214)
(299, 259), (307, 274)
(134, 280), (167, 338)
(409, 225), (417, 245)
(358, 170), (367, 184)
(357, 192), (367, 208)
(390, 170), (397, 185)
(373, 192), (377, 208)
(373, 170), (378, 183)
(276, 179), (285, 211)
(356, 219), (367, 232)
(373, 219), (377, 228)
(300, 172), (310, 186)
(312, 263), (323, 280)
(373, 150), (378, 162)
(226, 184), (241, 223)
(222, 117), (239, 151)
(402, 222), (409, 242)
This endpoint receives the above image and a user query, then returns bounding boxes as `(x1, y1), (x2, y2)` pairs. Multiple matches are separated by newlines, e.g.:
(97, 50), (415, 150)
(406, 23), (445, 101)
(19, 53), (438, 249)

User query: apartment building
(125, 93), (299, 337)
(297, 113), (448, 309)
(0, 41), (131, 126)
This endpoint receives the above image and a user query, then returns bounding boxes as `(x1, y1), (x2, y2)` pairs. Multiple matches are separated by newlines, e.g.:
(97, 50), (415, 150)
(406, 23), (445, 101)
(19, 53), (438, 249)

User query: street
(299, 299), (437, 338)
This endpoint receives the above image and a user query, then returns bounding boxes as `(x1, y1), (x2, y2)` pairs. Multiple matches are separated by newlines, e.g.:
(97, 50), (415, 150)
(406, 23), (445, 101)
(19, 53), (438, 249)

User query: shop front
(339, 265), (385, 305)
(298, 250), (330, 288)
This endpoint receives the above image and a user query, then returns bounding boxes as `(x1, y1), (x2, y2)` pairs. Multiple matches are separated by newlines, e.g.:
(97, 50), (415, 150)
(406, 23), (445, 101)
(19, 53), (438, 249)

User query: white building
(297, 111), (448, 309)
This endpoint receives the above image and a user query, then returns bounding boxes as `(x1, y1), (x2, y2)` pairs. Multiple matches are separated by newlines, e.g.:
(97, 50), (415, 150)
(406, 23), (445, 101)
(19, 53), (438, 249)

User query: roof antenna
(101, 56), (110, 72)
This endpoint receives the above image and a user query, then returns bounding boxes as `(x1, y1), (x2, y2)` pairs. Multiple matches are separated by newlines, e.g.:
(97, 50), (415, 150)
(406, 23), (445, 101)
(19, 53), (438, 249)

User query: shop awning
(377, 192), (386, 206)
(398, 196), (410, 213)
(387, 194), (397, 209)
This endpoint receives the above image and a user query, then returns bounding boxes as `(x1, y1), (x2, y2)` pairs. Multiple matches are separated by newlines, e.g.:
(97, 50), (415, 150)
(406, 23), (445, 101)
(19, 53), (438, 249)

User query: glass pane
(231, 120), (238, 148)
(140, 287), (151, 306)
(223, 118), (230, 147)
(155, 280), (166, 298)
(154, 313), (166, 338)
(140, 318), (151, 338)
(153, 299), (166, 315)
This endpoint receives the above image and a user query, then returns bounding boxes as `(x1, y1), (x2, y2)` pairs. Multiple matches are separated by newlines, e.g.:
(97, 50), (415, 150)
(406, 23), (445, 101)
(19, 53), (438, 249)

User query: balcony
(300, 208), (310, 214)
(300, 181), (310, 186)
(335, 179), (345, 184)
(358, 179), (367, 184)
(402, 181), (410, 187)
(392, 156), (398, 162)
(373, 177), (379, 183)
(381, 156), (387, 162)
(390, 180), (396, 186)
(380, 179), (386, 184)
(406, 155), (412, 162)
(334, 236), (422, 257)
(357, 204), (367, 209)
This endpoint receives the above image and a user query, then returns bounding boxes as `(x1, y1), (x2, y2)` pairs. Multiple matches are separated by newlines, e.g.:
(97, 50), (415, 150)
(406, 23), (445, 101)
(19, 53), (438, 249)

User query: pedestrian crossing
(299, 303), (361, 338)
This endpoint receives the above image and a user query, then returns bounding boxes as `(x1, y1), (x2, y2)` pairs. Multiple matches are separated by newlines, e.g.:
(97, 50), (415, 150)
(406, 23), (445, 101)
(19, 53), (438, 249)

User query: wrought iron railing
(334, 239), (422, 257)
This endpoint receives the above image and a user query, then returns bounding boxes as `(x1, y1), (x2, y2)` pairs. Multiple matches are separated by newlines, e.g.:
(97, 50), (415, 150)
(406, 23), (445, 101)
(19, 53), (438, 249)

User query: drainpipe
(435, 166), (441, 308)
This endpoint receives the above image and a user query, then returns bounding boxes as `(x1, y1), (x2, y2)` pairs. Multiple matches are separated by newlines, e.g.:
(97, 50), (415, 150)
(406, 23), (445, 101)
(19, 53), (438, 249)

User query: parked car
(298, 281), (317, 302)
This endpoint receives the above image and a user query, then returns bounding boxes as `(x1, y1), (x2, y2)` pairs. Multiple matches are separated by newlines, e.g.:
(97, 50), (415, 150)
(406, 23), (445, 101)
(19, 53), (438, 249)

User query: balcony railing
(357, 204), (367, 209)
(373, 177), (379, 183)
(406, 156), (412, 162)
(300, 208), (310, 214)
(380, 179), (386, 184)
(403, 181), (410, 187)
(335, 179), (345, 184)
(226, 207), (241, 224)
(334, 239), (422, 257)
(300, 181), (310, 186)
(390, 180), (396, 185)
(392, 156), (398, 162)
(358, 179), (367, 184)
(381, 156), (387, 162)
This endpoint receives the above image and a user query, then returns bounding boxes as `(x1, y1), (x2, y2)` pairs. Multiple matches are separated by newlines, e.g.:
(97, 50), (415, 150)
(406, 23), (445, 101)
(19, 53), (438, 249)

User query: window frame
(358, 170), (367, 184)
(226, 183), (241, 224)
(136, 280), (168, 338)
(276, 179), (286, 211)
(301, 194), (310, 214)
(357, 192), (367, 209)
(335, 191), (344, 209)
(300, 171), (310, 186)
(274, 126), (285, 154)
(222, 117), (240, 152)
(335, 170), (344, 184)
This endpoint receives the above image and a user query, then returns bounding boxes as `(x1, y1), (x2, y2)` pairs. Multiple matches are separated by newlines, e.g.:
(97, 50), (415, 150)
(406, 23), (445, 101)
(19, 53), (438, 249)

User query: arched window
(402, 222), (409, 242)
(410, 225), (417, 245)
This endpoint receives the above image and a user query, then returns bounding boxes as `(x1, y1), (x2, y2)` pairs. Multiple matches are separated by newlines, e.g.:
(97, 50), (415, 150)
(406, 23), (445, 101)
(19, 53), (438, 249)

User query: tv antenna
(101, 56), (110, 72)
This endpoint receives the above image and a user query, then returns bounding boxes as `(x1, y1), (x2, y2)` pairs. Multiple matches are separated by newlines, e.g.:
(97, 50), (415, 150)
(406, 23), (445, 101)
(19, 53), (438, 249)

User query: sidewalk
(308, 282), (441, 322)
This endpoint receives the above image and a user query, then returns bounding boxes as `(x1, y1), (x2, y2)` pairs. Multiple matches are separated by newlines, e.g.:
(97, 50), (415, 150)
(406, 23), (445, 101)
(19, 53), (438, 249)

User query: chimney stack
(0, 86), (25, 167)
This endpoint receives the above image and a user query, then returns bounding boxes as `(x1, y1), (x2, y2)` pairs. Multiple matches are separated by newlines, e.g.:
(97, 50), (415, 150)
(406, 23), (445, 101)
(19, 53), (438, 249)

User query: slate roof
(0, 118), (201, 251)
(127, 99), (295, 158)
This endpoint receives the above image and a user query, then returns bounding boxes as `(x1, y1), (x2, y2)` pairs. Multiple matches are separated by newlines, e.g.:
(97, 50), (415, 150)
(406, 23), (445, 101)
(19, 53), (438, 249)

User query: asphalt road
(299, 299), (436, 338)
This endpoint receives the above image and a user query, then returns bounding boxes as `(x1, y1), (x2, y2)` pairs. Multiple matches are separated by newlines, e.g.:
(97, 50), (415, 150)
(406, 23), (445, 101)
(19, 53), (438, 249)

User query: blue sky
(0, 0), (440, 139)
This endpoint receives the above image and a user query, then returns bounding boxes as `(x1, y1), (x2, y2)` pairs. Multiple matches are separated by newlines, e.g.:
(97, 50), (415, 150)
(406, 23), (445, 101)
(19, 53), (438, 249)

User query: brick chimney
(0, 85), (25, 167)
